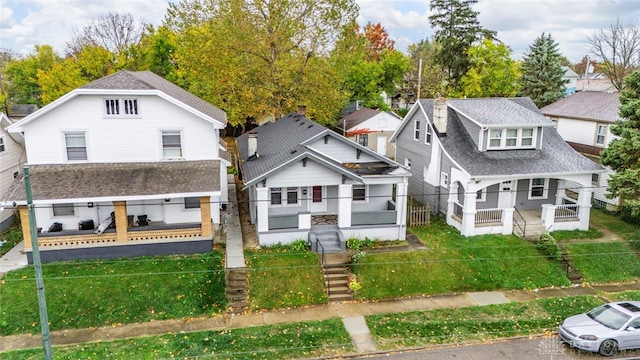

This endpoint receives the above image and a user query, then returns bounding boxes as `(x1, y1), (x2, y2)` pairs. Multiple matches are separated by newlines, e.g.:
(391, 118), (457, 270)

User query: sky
(1, 0), (639, 63)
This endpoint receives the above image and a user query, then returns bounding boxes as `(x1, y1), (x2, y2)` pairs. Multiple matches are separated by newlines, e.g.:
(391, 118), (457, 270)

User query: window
(162, 131), (182, 158)
(65, 133), (87, 160)
(270, 187), (282, 205)
(425, 123), (432, 144)
(529, 178), (548, 199)
(405, 158), (411, 169)
(358, 134), (368, 146)
(440, 172), (449, 188)
(488, 128), (536, 149)
(352, 184), (366, 201)
(105, 98), (120, 115)
(489, 129), (502, 147)
(53, 203), (75, 216)
(414, 119), (420, 140)
(123, 99), (138, 115)
(596, 124), (606, 145)
(505, 129), (518, 147)
(592, 173), (600, 185)
(521, 128), (534, 146)
(184, 197), (200, 209)
(0, 136), (5, 152)
(286, 187), (299, 205)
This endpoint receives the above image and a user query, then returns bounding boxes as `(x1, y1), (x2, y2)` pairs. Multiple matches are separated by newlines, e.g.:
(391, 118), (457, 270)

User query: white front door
(497, 180), (513, 209)
(309, 186), (326, 213)
(376, 135), (387, 155)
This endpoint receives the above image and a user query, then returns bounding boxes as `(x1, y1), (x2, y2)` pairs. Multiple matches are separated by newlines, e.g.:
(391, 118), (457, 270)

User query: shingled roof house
(391, 98), (604, 238)
(1, 70), (229, 263)
(337, 107), (402, 158)
(236, 108), (410, 250)
(541, 91), (621, 210)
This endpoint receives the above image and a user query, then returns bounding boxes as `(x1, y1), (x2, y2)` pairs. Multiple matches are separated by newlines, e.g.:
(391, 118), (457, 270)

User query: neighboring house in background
(392, 98), (604, 238)
(0, 113), (26, 231)
(338, 107), (402, 158)
(563, 66), (579, 95)
(576, 73), (617, 93)
(236, 107), (410, 250)
(541, 91), (621, 211)
(1, 70), (229, 263)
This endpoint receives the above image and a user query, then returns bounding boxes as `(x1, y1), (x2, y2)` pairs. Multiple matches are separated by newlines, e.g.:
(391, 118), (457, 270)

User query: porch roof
(1, 160), (222, 203)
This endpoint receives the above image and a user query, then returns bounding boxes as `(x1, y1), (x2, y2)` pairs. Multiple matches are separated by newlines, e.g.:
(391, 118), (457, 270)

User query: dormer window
(488, 128), (536, 150)
(105, 98), (139, 117)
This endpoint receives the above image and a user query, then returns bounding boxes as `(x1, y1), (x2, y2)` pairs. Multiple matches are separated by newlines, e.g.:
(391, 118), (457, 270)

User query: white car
(559, 301), (640, 356)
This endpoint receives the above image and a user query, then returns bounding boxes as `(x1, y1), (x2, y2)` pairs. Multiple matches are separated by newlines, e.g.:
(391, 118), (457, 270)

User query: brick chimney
(247, 132), (258, 159)
(433, 97), (447, 135)
(297, 105), (307, 116)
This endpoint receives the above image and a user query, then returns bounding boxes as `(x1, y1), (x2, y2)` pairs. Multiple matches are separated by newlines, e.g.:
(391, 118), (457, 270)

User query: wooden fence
(408, 198), (430, 226)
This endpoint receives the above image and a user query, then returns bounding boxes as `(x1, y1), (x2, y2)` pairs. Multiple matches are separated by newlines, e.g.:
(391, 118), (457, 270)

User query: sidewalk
(0, 240), (27, 276)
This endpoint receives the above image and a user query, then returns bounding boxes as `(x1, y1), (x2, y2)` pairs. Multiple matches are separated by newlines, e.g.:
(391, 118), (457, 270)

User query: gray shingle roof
(81, 71), (227, 125)
(540, 91), (620, 123)
(419, 98), (603, 177)
(2, 161), (221, 203)
(338, 108), (381, 129)
(447, 98), (554, 126)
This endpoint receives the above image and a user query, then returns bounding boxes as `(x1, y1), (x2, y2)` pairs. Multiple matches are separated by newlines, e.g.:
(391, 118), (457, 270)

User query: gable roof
(237, 113), (407, 187)
(0, 113), (24, 145)
(338, 108), (402, 130)
(447, 98), (554, 127)
(540, 91), (620, 123)
(9, 70), (226, 131)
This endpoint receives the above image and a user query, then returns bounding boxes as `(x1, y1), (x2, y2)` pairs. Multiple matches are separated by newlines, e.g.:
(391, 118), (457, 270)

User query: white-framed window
(592, 173), (600, 185)
(528, 178), (548, 199)
(440, 172), (449, 188)
(425, 123), (432, 144)
(352, 184), (366, 202)
(65, 132), (87, 161)
(358, 134), (368, 146)
(184, 197), (201, 209)
(270, 187), (282, 205)
(405, 157), (411, 169)
(414, 119), (420, 140)
(105, 98), (139, 117)
(269, 187), (300, 206)
(487, 128), (536, 149)
(53, 203), (75, 216)
(161, 131), (182, 158)
(0, 136), (5, 152)
(286, 187), (299, 205)
(596, 124), (607, 145)
(476, 189), (486, 202)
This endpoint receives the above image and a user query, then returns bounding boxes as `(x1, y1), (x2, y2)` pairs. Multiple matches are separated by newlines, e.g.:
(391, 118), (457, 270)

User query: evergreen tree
(601, 69), (640, 215)
(428, 0), (495, 92)
(517, 33), (567, 107)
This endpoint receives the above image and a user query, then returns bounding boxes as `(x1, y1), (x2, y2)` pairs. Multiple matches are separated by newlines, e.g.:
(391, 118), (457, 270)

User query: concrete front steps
(514, 221), (546, 241)
(322, 253), (353, 302)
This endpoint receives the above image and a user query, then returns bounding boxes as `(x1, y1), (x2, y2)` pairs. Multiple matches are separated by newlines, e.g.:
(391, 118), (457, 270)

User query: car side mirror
(626, 326), (637, 332)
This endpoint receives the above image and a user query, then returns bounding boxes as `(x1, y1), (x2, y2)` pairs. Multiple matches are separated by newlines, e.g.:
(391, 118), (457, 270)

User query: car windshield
(588, 304), (631, 330)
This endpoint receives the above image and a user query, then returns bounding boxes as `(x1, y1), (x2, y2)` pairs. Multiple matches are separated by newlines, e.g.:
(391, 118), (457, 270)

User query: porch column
(577, 187), (593, 230)
(338, 184), (352, 228)
(113, 201), (128, 242)
(502, 208), (514, 235)
(447, 182), (458, 224)
(19, 206), (32, 251)
(555, 183), (564, 205)
(395, 182), (408, 226)
(256, 187), (269, 233)
(461, 192), (477, 236)
(200, 196), (212, 238)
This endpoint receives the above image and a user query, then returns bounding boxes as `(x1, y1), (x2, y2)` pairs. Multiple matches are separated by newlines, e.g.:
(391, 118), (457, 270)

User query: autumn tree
(429, 0), (496, 92)
(3, 45), (61, 106)
(517, 33), (567, 108)
(363, 22), (395, 60)
(457, 39), (520, 98)
(601, 69), (640, 215)
(588, 18), (640, 91)
(401, 39), (447, 103)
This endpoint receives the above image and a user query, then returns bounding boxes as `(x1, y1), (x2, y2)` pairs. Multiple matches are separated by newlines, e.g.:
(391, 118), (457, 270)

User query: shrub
(349, 251), (366, 274)
(289, 239), (309, 252)
(536, 233), (562, 261)
(348, 275), (362, 293)
(346, 238), (362, 250)
(620, 206), (640, 226)
(628, 231), (640, 252)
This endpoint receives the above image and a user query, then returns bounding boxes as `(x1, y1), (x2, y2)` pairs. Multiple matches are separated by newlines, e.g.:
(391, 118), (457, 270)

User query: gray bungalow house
(235, 108), (411, 250)
(391, 98), (604, 238)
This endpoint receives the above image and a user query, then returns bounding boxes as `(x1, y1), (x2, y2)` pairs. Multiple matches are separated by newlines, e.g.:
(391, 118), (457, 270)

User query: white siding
(357, 113), (402, 132)
(306, 136), (378, 163)
(554, 117), (615, 147)
(267, 159), (342, 188)
(21, 94), (221, 164)
(0, 127), (24, 226)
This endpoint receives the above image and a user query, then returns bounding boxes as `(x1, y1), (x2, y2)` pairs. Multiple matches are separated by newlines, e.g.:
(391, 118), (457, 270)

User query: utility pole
(24, 166), (53, 359)
(417, 58), (423, 100)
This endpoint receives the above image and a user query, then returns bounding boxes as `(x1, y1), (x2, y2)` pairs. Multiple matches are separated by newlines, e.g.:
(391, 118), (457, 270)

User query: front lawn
(590, 208), (639, 237)
(367, 295), (604, 350)
(353, 219), (570, 300)
(0, 252), (226, 336)
(246, 249), (327, 310)
(563, 242), (640, 283)
(0, 222), (23, 258)
(0, 319), (352, 360)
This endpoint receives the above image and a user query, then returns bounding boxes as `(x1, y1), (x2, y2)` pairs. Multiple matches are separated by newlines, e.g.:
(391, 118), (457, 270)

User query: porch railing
(514, 208), (526, 237)
(453, 202), (463, 219)
(268, 214), (298, 230)
(555, 204), (579, 220)
(352, 210), (396, 225)
(475, 208), (502, 224)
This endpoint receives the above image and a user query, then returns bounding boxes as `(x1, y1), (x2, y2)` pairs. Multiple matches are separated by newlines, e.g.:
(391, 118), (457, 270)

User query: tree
(588, 18), (640, 91)
(517, 33), (567, 108)
(363, 22), (395, 61)
(3, 45), (61, 106)
(601, 69), (640, 215)
(458, 39), (520, 98)
(66, 13), (147, 56)
(428, 0), (496, 92)
(401, 39), (447, 102)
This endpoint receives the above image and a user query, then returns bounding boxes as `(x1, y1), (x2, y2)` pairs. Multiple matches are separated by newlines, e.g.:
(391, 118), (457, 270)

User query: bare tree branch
(66, 13), (147, 56)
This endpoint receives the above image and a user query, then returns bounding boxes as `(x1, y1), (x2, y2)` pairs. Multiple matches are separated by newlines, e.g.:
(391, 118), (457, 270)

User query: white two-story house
(0, 113), (26, 231)
(1, 70), (229, 262)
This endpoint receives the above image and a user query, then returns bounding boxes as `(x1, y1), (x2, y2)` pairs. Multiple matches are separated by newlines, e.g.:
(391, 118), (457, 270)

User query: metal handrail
(317, 240), (330, 297)
(513, 208), (526, 238)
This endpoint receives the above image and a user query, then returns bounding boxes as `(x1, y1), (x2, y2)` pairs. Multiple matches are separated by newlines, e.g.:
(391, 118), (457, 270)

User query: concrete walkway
(0, 240), (27, 276)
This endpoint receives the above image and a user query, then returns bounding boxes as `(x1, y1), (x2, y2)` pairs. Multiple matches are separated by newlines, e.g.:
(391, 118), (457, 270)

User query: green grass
(0, 319), (352, 360)
(612, 290), (640, 301)
(551, 228), (604, 241)
(246, 249), (327, 310)
(590, 208), (639, 237)
(367, 295), (604, 350)
(563, 242), (640, 282)
(0, 253), (226, 336)
(354, 220), (570, 300)
(0, 222), (23, 257)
